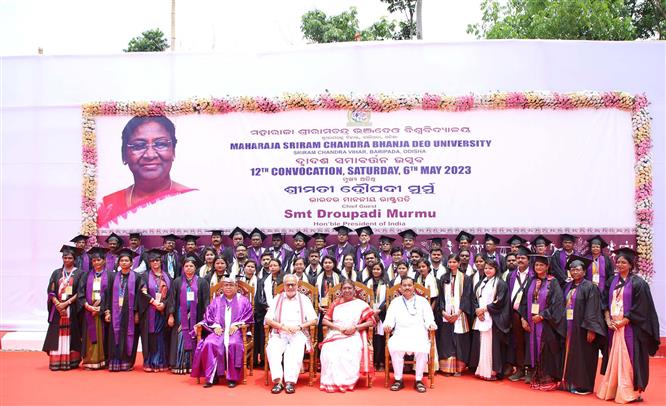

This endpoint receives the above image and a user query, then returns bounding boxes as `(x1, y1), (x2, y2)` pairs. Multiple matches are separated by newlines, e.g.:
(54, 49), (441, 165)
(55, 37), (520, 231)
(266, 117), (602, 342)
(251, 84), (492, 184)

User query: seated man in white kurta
(383, 277), (437, 393)
(264, 274), (318, 395)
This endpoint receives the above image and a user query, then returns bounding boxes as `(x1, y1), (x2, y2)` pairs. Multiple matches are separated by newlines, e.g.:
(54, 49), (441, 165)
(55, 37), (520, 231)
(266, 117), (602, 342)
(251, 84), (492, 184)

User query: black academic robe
(137, 272), (171, 364)
(325, 243), (355, 265)
(549, 249), (573, 289)
(77, 269), (112, 360)
(519, 276), (566, 380)
(561, 279), (606, 391)
(436, 271), (474, 364)
(43, 268), (83, 354)
(166, 276), (209, 367)
(161, 251), (181, 279)
(482, 250), (506, 274)
(469, 277), (511, 375)
(600, 274), (660, 391)
(102, 271), (141, 366)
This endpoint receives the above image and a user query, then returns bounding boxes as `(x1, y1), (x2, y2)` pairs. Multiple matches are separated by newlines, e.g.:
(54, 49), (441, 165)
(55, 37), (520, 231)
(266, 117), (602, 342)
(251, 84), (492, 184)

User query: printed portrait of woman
(97, 116), (197, 228)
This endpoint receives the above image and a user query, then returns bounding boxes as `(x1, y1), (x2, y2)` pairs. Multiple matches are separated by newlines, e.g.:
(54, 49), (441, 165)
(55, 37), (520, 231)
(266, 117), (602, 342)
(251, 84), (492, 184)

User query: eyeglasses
(125, 139), (173, 154)
(285, 283), (297, 287)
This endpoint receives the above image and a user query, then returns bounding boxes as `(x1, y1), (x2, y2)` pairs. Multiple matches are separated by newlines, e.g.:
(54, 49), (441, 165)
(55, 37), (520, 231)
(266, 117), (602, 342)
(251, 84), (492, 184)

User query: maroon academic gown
(191, 294), (254, 383)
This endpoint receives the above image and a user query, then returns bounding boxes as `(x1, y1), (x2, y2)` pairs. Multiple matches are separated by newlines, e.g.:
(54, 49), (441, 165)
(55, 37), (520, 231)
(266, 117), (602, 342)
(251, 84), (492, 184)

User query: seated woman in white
(319, 279), (376, 392)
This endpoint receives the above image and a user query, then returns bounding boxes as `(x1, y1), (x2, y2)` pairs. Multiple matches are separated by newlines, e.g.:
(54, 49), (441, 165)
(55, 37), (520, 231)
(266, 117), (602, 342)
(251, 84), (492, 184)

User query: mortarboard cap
(333, 225), (353, 235)
(271, 233), (283, 240)
(613, 247), (637, 265)
(455, 230), (474, 242)
(86, 246), (109, 259)
(162, 233), (179, 242)
(228, 227), (249, 239)
(398, 229), (417, 239)
(516, 246), (532, 256)
(532, 235), (552, 246)
(60, 245), (81, 256)
(566, 254), (592, 270)
(293, 231), (311, 243)
(129, 232), (141, 239)
(249, 228), (267, 241)
(587, 235), (608, 249)
(312, 232), (328, 241)
(355, 226), (374, 236)
(145, 248), (167, 260)
(70, 234), (88, 243)
(484, 233), (500, 244)
(427, 237), (443, 244)
(116, 248), (137, 260)
(105, 233), (123, 244)
(209, 230), (224, 236)
(182, 234), (199, 243)
(379, 235), (396, 243)
(529, 254), (550, 265)
(182, 253), (202, 268)
(560, 233), (576, 243)
(507, 235), (527, 245)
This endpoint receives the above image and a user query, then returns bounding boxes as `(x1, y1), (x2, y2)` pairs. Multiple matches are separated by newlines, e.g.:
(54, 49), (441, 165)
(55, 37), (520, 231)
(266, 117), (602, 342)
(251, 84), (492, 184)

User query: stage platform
(1, 352), (664, 405)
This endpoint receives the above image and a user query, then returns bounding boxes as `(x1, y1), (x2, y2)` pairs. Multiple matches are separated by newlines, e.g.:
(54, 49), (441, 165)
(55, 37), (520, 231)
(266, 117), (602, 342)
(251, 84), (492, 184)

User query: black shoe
(227, 380), (237, 388)
(285, 382), (296, 394)
(271, 382), (284, 394)
(203, 382), (214, 388)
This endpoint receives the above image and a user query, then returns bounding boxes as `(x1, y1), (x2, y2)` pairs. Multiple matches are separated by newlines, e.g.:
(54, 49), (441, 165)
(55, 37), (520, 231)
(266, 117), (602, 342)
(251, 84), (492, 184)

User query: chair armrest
(195, 324), (203, 342)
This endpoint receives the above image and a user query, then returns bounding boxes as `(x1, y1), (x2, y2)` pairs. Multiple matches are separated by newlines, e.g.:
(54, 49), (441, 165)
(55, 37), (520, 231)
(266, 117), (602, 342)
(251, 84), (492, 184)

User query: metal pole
(171, 0), (176, 51)
(416, 0), (423, 39)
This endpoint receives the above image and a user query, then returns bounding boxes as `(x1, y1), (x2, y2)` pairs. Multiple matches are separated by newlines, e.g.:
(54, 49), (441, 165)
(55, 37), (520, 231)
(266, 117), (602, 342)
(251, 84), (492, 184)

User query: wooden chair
(383, 283), (436, 389)
(195, 280), (255, 384)
(263, 281), (318, 386)
(321, 281), (375, 388)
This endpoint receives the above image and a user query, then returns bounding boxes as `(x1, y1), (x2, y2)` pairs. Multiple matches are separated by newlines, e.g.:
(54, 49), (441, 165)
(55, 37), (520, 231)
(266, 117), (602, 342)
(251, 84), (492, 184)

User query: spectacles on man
(126, 139), (173, 154)
(285, 283), (297, 287)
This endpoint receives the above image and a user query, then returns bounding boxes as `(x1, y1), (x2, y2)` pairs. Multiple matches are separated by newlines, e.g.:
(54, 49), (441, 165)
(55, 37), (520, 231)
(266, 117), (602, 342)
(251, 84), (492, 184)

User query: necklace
(402, 296), (417, 316)
(128, 180), (173, 206)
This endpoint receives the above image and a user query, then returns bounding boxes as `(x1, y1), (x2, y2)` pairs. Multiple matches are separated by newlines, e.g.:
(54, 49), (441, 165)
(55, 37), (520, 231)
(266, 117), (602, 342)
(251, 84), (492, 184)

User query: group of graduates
(43, 226), (660, 402)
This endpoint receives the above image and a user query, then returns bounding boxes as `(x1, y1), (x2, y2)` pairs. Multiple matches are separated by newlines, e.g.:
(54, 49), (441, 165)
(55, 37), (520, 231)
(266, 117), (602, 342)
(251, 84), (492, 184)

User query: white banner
(95, 107), (634, 232)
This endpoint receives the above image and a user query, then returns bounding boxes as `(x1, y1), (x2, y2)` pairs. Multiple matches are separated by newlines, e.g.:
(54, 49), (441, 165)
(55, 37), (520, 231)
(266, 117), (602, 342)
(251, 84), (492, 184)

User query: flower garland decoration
(80, 91), (653, 281)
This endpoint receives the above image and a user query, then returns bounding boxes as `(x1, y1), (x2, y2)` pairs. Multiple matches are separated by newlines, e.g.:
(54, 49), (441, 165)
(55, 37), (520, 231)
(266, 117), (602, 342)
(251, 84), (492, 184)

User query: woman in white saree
(319, 279), (376, 392)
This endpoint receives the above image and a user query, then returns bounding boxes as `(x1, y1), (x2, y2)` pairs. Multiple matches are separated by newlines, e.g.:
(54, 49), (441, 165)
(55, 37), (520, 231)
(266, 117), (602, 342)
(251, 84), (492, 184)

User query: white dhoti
(266, 331), (308, 383)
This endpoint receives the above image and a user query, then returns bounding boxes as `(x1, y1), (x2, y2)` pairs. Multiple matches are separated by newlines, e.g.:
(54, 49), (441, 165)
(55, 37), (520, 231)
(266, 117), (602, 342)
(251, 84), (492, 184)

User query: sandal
(271, 382), (284, 394)
(390, 380), (404, 391)
(414, 381), (427, 393)
(285, 382), (296, 394)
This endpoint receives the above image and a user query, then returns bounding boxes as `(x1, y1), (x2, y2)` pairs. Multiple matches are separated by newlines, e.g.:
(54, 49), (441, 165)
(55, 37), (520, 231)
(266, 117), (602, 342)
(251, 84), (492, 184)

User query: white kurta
(384, 294), (435, 354)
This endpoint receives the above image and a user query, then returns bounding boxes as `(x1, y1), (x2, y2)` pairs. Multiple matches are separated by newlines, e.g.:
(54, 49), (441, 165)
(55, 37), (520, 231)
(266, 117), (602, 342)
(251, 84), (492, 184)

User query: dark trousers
(511, 310), (525, 368)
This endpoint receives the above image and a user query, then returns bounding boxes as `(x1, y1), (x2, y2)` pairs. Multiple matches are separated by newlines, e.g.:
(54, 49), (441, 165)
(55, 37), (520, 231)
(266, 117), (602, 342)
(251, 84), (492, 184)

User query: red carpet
(1, 352), (664, 405)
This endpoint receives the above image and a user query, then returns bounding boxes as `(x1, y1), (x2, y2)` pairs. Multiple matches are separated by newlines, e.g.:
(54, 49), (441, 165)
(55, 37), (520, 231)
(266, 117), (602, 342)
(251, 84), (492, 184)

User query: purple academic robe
(190, 294), (254, 383)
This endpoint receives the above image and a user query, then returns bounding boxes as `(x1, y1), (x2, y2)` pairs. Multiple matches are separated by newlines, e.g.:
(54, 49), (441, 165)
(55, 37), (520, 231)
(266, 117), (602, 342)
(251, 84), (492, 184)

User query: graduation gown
(354, 244), (378, 271)
(167, 275), (209, 371)
(326, 243), (355, 266)
(562, 279), (606, 391)
(600, 274), (660, 391)
(519, 276), (566, 380)
(436, 271), (473, 365)
(585, 254), (613, 292)
(482, 250), (506, 274)
(549, 249), (575, 289)
(162, 251), (181, 280)
(77, 269), (111, 367)
(103, 270), (142, 370)
(43, 268), (83, 355)
(138, 271), (171, 370)
(469, 277), (511, 375)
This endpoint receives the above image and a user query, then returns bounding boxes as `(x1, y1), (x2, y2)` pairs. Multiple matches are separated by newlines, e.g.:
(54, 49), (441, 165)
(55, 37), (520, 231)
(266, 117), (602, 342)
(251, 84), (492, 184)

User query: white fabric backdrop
(1, 41), (664, 334)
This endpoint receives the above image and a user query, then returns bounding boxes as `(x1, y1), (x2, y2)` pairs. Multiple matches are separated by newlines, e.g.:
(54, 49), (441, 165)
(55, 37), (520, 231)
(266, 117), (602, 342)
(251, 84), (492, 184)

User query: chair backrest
(209, 280), (255, 307)
(274, 280), (318, 309)
(386, 282), (429, 307)
(326, 281), (375, 307)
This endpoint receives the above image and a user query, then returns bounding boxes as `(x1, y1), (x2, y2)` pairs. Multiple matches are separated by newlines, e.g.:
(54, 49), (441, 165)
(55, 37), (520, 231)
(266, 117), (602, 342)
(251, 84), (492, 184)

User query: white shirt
(384, 294), (435, 354)
(510, 268), (530, 311)
(265, 293), (317, 326)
